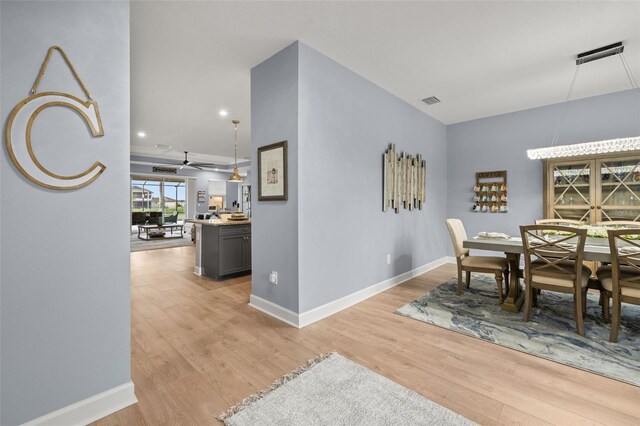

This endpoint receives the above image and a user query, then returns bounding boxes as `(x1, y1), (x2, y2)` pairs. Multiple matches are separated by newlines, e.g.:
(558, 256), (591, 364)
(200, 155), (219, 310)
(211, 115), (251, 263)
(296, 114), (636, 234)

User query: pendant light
(527, 42), (640, 160)
(229, 119), (244, 182)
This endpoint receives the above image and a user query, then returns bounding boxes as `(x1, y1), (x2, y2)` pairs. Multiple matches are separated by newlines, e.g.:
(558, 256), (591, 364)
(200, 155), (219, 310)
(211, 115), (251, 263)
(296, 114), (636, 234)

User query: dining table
(463, 236), (612, 312)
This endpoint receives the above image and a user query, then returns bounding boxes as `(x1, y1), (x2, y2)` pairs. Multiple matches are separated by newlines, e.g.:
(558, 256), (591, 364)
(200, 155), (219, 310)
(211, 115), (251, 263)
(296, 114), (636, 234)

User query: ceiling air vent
(422, 96), (440, 105)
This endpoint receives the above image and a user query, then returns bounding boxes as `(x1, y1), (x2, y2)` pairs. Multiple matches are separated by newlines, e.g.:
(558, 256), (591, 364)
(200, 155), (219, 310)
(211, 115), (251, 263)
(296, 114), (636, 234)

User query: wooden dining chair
(596, 228), (640, 342)
(596, 221), (640, 229)
(445, 219), (509, 303)
(520, 225), (590, 336)
(595, 221), (640, 267)
(536, 218), (597, 278)
(535, 219), (584, 226)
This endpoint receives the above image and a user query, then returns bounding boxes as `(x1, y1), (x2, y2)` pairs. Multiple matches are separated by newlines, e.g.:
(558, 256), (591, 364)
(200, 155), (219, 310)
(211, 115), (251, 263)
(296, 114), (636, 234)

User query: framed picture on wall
(258, 140), (288, 201)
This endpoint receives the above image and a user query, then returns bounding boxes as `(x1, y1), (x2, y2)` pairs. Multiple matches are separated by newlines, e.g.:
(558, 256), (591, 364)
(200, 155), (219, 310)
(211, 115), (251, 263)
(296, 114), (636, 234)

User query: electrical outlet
(386, 254), (391, 264)
(269, 271), (278, 285)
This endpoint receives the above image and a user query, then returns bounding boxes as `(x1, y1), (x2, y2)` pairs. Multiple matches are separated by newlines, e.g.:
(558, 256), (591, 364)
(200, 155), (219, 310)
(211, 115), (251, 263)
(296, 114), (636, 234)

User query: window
(131, 176), (186, 224)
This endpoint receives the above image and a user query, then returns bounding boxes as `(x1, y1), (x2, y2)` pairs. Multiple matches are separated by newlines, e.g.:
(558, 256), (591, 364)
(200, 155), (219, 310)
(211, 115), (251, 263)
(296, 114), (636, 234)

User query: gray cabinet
(202, 224), (251, 280)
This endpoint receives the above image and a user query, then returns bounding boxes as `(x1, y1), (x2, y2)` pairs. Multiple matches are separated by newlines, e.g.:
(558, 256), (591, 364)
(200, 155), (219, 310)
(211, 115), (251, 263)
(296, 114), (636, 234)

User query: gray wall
(251, 42), (449, 314)
(297, 43), (449, 312)
(0, 2), (131, 425)
(130, 157), (238, 214)
(0, 2), (3, 422)
(447, 89), (640, 245)
(251, 42), (300, 312)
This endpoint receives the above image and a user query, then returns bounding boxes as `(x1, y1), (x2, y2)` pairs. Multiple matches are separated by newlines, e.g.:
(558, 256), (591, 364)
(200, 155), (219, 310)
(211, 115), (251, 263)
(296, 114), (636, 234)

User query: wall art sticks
(383, 143), (426, 213)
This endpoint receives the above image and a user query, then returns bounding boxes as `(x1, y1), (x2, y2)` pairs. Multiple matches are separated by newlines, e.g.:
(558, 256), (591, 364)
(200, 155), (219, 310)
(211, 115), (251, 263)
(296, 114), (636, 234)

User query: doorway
(131, 176), (187, 228)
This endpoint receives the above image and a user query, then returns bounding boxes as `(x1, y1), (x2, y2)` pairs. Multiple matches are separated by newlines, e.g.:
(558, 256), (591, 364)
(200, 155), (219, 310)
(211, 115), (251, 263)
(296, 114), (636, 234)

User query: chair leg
(574, 289), (585, 336)
(581, 288), (587, 318)
(456, 264), (463, 296)
(494, 271), (503, 304)
(523, 282), (533, 322)
(465, 271), (471, 288)
(610, 297), (621, 343)
(602, 293), (610, 323)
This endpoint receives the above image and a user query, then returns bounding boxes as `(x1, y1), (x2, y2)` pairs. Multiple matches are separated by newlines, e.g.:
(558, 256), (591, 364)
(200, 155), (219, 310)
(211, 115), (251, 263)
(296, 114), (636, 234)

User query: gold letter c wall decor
(5, 46), (106, 190)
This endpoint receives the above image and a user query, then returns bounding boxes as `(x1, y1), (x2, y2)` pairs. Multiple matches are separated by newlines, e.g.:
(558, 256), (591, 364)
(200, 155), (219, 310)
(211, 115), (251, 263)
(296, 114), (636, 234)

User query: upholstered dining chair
(535, 218), (585, 226)
(520, 225), (590, 336)
(597, 228), (640, 342)
(445, 219), (509, 303)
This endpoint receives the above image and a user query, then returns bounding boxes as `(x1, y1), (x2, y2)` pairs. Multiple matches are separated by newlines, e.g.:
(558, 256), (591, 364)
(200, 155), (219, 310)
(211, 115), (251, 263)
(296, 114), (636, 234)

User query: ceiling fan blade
(192, 162), (222, 167)
(190, 164), (204, 170)
(179, 164), (185, 170)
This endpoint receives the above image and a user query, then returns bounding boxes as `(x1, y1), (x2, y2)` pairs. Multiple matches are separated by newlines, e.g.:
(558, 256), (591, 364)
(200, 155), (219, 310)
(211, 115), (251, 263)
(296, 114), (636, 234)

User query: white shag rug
(218, 352), (475, 426)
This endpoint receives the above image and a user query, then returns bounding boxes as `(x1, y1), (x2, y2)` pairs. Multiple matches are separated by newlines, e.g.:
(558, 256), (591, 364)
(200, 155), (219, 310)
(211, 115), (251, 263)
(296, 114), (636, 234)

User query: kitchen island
(191, 219), (251, 280)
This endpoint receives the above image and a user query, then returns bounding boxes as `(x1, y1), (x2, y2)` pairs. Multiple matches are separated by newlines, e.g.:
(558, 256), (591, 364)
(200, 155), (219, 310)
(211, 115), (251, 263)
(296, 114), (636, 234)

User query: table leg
(502, 253), (525, 312)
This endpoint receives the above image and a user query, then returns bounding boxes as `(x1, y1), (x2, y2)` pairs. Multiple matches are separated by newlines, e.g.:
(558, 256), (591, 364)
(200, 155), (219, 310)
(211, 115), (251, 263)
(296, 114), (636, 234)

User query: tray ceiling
(131, 1), (640, 159)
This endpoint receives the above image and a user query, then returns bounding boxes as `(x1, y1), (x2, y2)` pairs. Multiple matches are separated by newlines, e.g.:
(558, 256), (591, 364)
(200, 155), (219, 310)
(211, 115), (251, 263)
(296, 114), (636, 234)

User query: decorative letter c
(5, 92), (106, 190)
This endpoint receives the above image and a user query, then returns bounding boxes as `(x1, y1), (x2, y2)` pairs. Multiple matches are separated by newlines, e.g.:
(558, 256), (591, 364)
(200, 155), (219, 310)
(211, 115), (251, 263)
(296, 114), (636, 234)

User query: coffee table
(137, 224), (184, 240)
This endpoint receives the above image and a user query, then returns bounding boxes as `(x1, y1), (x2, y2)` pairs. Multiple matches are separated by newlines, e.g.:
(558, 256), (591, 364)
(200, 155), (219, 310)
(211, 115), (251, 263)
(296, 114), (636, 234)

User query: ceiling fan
(174, 151), (212, 170)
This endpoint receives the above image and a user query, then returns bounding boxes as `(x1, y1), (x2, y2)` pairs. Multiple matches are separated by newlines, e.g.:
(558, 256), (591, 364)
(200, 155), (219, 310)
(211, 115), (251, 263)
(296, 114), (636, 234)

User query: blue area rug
(396, 274), (640, 387)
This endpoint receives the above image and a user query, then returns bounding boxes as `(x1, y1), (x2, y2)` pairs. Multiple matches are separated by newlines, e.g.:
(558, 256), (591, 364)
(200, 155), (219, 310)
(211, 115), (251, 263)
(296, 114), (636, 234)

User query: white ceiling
(131, 1), (640, 162)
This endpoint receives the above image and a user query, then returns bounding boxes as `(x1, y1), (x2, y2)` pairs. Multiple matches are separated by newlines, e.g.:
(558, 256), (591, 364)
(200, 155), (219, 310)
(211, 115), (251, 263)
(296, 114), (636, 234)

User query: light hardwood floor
(94, 246), (640, 425)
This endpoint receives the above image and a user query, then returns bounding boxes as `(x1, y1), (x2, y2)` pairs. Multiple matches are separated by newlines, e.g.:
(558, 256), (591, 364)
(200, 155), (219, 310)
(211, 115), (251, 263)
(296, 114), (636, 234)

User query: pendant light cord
(234, 123), (238, 165)
(228, 120), (243, 182)
(619, 52), (640, 93)
(551, 64), (581, 146)
(619, 52), (640, 137)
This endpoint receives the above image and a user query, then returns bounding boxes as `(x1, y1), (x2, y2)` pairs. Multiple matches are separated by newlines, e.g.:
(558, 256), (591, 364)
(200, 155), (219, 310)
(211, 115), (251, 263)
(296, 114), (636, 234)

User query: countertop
(188, 218), (251, 226)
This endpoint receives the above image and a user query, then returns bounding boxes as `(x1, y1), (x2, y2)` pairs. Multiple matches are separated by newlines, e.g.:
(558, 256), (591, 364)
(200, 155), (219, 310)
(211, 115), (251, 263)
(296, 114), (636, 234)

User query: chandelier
(527, 136), (640, 160)
(527, 42), (640, 160)
(228, 119), (244, 182)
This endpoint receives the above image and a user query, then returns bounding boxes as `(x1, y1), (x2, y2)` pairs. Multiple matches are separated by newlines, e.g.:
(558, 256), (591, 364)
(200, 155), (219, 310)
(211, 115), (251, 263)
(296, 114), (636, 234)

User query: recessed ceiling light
(219, 110), (228, 117)
(137, 131), (146, 137)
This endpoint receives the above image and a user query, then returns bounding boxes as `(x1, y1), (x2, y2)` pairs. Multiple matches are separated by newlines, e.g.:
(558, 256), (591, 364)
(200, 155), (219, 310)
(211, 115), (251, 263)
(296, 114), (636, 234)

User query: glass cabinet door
(549, 160), (594, 222)
(598, 157), (640, 222)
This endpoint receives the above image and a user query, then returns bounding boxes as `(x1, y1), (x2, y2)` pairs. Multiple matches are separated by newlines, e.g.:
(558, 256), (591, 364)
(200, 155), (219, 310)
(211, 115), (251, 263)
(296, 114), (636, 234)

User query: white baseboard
(298, 256), (451, 327)
(21, 381), (137, 426)
(249, 295), (300, 327)
(193, 266), (202, 276)
(249, 256), (452, 329)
